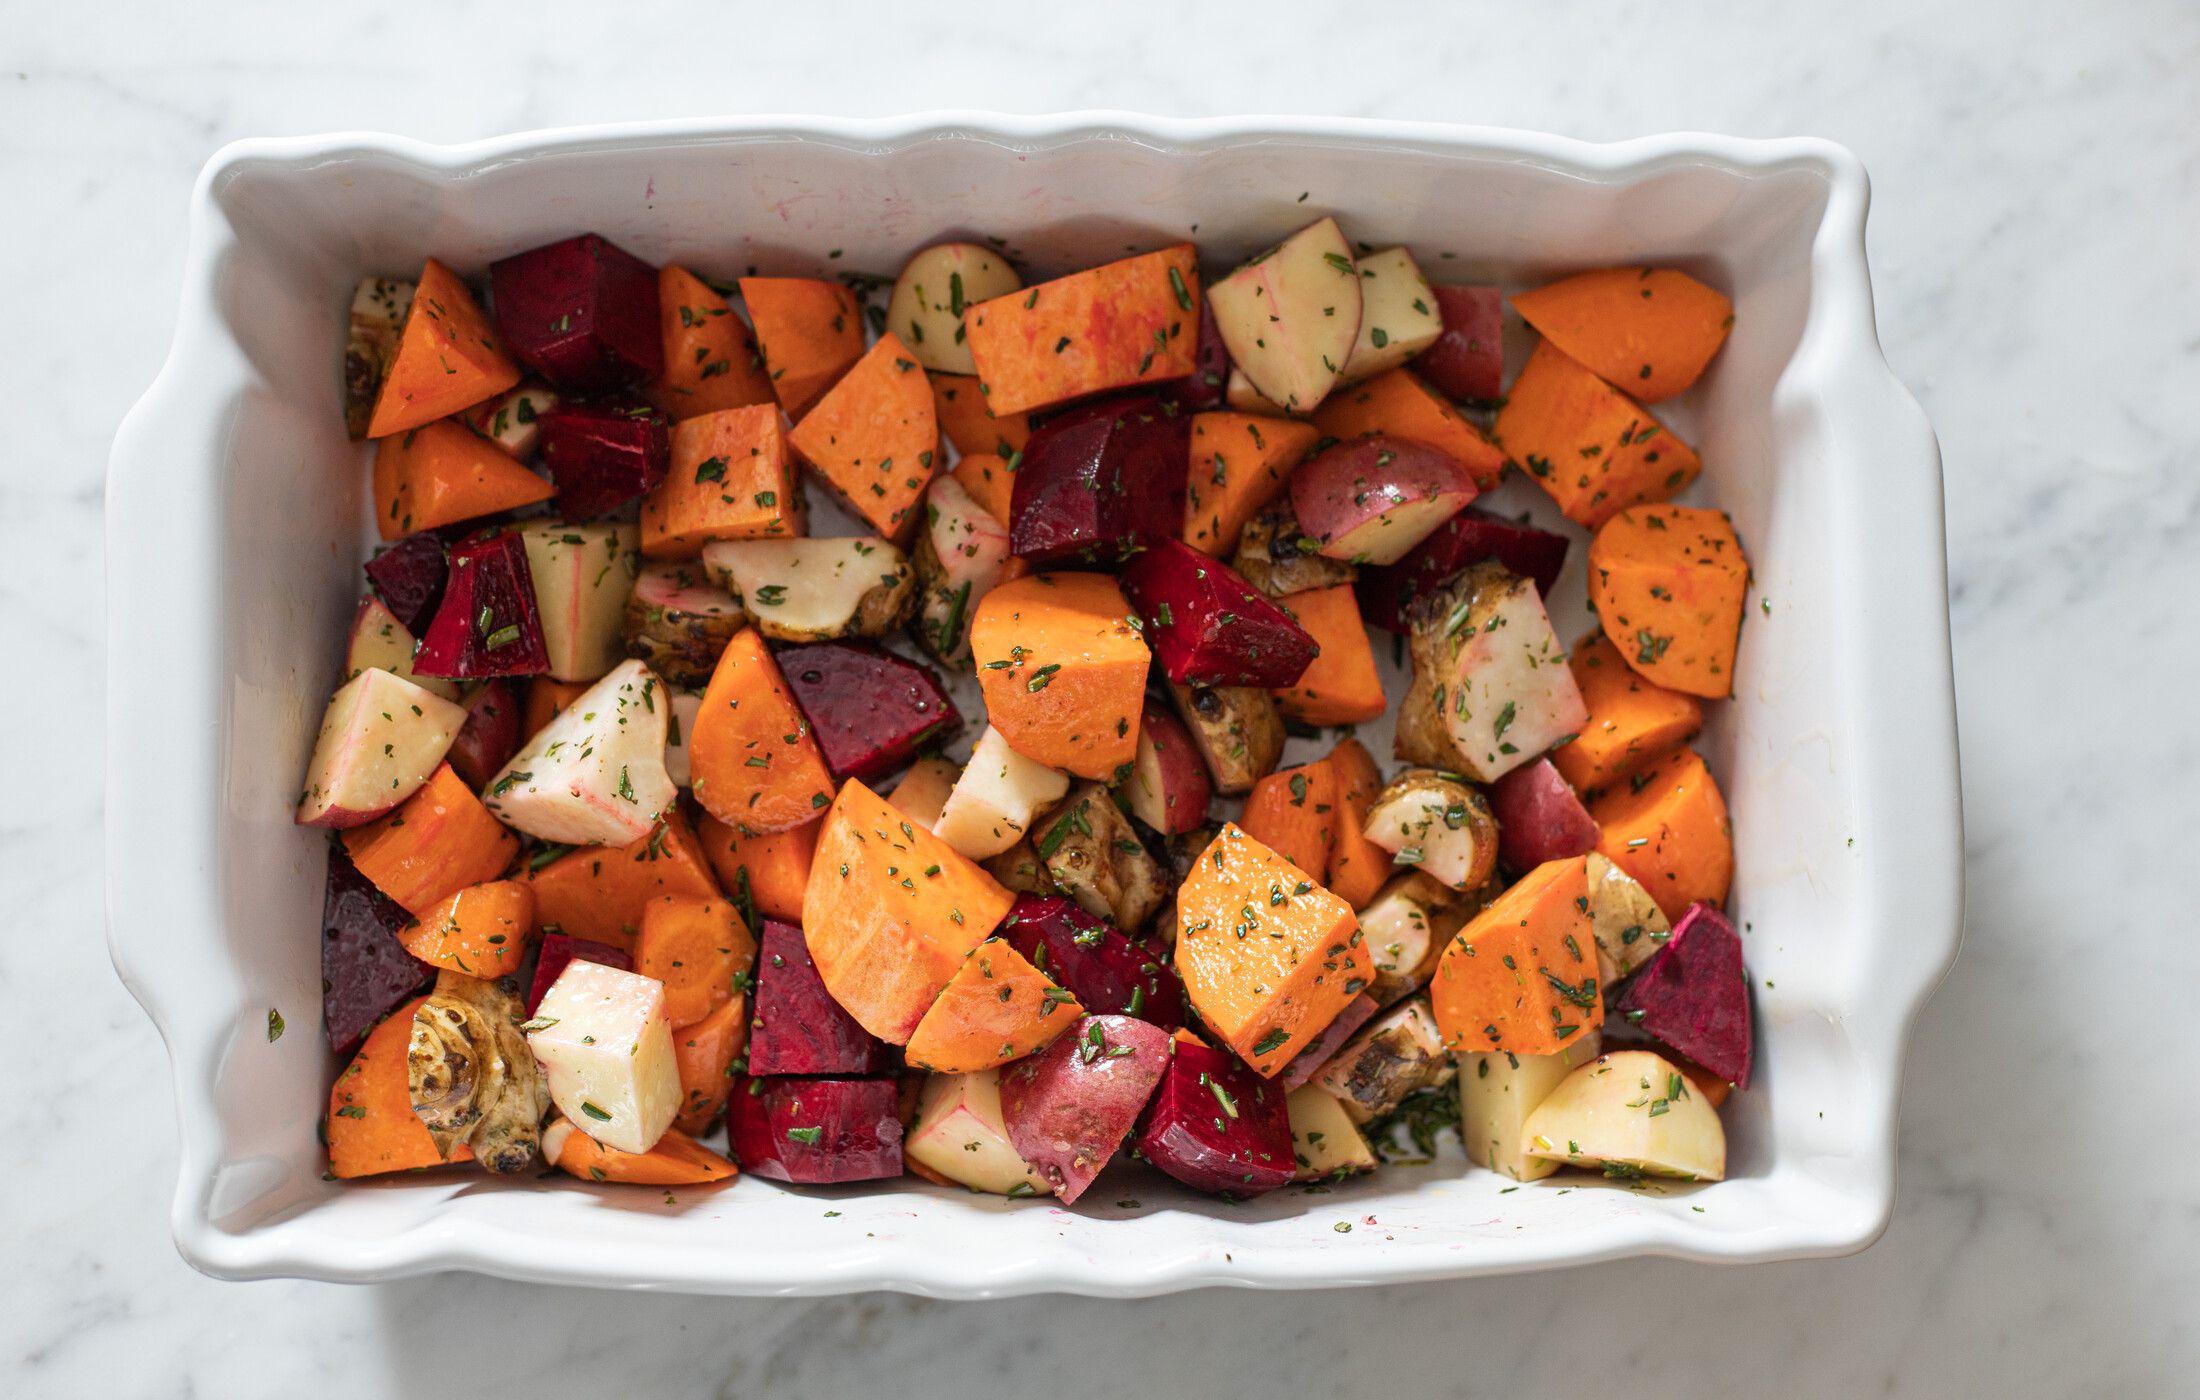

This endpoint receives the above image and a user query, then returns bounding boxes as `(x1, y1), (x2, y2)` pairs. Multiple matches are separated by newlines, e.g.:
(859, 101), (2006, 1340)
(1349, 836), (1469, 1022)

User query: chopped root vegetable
(650, 264), (776, 419)
(1310, 366), (1507, 494)
(523, 807), (721, 951)
(642, 404), (800, 558)
(328, 995), (471, 1177)
(671, 993), (749, 1135)
(969, 573), (1151, 781)
(902, 937), (1082, 1073)
(739, 276), (867, 419)
(527, 958), (682, 1155)
(342, 764), (519, 918)
(701, 536), (916, 645)
(1588, 748), (1733, 921)
(517, 522), (640, 684)
(697, 813), (819, 926)
(934, 726), (1070, 861)
(906, 1069), (1052, 1196)
(1586, 504), (1750, 699)
(1321, 738), (1394, 909)
(396, 879), (536, 978)
(1554, 632), (1705, 790)
(1338, 247), (1443, 383)
(928, 372), (1030, 460)
(295, 666), (468, 829)
(1206, 218), (1360, 414)
(1510, 267), (1734, 404)
(1237, 761), (1341, 883)
(1274, 585), (1385, 726)
(344, 276), (414, 439)
(965, 245), (1201, 414)
(1521, 1048), (1725, 1181)
(365, 257), (521, 438)
(1396, 560), (1587, 784)
(635, 893), (756, 1029)
(544, 1117), (737, 1186)
(887, 243), (1023, 376)
(481, 659), (676, 847)
(788, 330), (940, 542)
(1497, 340), (1702, 529)
(1429, 855), (1600, 1057)
(730, 1074), (904, 1184)
(1183, 412), (1321, 558)
(372, 418), (554, 540)
(1361, 768), (1499, 893)
(490, 233), (662, 394)
(687, 628), (837, 835)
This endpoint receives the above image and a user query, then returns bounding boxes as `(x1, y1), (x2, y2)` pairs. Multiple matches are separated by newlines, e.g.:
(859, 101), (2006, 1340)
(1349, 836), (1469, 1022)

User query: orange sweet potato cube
(641, 404), (800, 558)
(1430, 855), (1600, 1056)
(1497, 340), (1702, 530)
(788, 331), (939, 542)
(372, 418), (553, 540)
(366, 257), (522, 438)
(969, 573), (1150, 780)
(964, 245), (1201, 415)
(1183, 412), (1321, 556)
(1310, 367), (1506, 493)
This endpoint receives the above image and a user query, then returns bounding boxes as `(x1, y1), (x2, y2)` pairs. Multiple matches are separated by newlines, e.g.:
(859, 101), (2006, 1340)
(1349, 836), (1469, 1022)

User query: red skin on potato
(999, 1014), (1171, 1204)
(1356, 507), (1571, 634)
(1487, 758), (1601, 873)
(1125, 698), (1214, 836)
(1288, 436), (1478, 567)
(1411, 285), (1504, 403)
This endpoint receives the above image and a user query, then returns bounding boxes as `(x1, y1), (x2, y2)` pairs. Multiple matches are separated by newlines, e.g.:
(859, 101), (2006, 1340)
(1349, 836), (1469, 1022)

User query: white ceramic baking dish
(106, 113), (1961, 1298)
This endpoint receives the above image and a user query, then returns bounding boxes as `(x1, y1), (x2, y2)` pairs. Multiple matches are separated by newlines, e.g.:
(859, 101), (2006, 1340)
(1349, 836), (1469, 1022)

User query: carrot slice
(1429, 855), (1600, 1056)
(697, 812), (818, 925)
(688, 628), (836, 834)
(1496, 340), (1702, 530)
(522, 677), (591, 737)
(1322, 737), (1392, 908)
(548, 1120), (737, 1186)
(1184, 412), (1322, 556)
(671, 994), (749, 1134)
(366, 257), (522, 438)
(929, 372), (1031, 459)
(327, 996), (471, 1177)
(738, 277), (865, 418)
(969, 573), (1149, 780)
(1588, 748), (1732, 921)
(641, 403), (800, 558)
(788, 331), (939, 542)
(651, 264), (777, 419)
(950, 452), (1015, 527)
(1274, 584), (1385, 726)
(964, 245), (1201, 414)
(802, 779), (1016, 1043)
(1510, 267), (1733, 404)
(1586, 503), (1749, 698)
(343, 764), (518, 918)
(1553, 632), (1705, 791)
(1237, 762), (1341, 881)
(396, 879), (537, 978)
(635, 893), (756, 1028)
(1173, 823), (1370, 1077)
(524, 807), (722, 950)
(902, 937), (1081, 1072)
(371, 418), (553, 540)
(1310, 367), (1506, 493)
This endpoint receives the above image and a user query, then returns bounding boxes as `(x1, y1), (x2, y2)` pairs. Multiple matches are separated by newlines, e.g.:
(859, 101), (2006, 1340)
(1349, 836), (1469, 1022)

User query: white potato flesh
(1459, 1030), (1604, 1183)
(527, 960), (682, 1156)
(906, 1070), (1052, 1196)
(663, 687), (703, 789)
(1357, 876), (1440, 1006)
(889, 755), (960, 830)
(1522, 1049), (1727, 1182)
(1586, 852), (1673, 986)
(887, 243), (1023, 375)
(469, 381), (559, 460)
(521, 523), (640, 682)
(1287, 1086), (1376, 1182)
(482, 659), (675, 846)
(1206, 217), (1363, 414)
(344, 595), (459, 701)
(918, 475), (1013, 659)
(296, 667), (469, 828)
(1224, 365), (1298, 418)
(1436, 575), (1588, 782)
(701, 536), (911, 643)
(1338, 247), (1442, 383)
(1290, 438), (1477, 567)
(934, 727), (1071, 859)
(1361, 774), (1496, 892)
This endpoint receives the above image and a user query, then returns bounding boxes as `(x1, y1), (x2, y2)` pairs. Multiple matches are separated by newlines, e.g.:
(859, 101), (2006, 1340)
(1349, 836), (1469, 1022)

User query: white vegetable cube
(527, 960), (681, 1155)
(344, 595), (459, 701)
(906, 1070), (1051, 1196)
(295, 666), (468, 828)
(1434, 569), (1587, 782)
(888, 755), (960, 830)
(1287, 1086), (1376, 1182)
(1459, 1030), (1603, 1183)
(482, 659), (675, 846)
(1521, 1048), (1727, 1181)
(1357, 877), (1440, 1006)
(521, 522), (640, 683)
(934, 726), (1070, 859)
(1339, 247), (1442, 382)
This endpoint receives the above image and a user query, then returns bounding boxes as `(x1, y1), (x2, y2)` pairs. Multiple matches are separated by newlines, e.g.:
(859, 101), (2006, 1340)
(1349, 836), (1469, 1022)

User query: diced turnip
(344, 595), (459, 702)
(1233, 498), (1357, 599)
(1411, 285), (1504, 403)
(1360, 768), (1498, 893)
(730, 1075), (904, 1184)
(779, 641), (962, 785)
(519, 522), (640, 683)
(1357, 506), (1570, 633)
(1119, 698), (1213, 836)
(1585, 852), (1672, 986)
(1166, 681), (1284, 796)
(1008, 394), (1189, 565)
(537, 400), (671, 520)
(445, 678), (523, 789)
(343, 275), (413, 439)
(295, 667), (469, 829)
(1521, 1048), (1726, 1181)
(1310, 995), (1452, 1125)
(1037, 784), (1167, 933)
(462, 380), (560, 460)
(1135, 1037), (1293, 1197)
(1290, 436), (1477, 567)
(913, 474), (1011, 661)
(1458, 1029), (1604, 1182)
(746, 919), (892, 1076)
(526, 958), (682, 1155)
(1206, 217), (1362, 413)
(998, 894), (1185, 1031)
(934, 727), (1071, 860)
(1611, 902), (1753, 1089)
(887, 755), (958, 829)
(905, 1070), (1051, 1196)
(480, 659), (675, 846)
(701, 536), (916, 643)
(1338, 247), (1442, 384)
(662, 687), (702, 789)
(526, 933), (632, 1016)
(1396, 561), (1588, 782)
(1281, 992), (1379, 1090)
(491, 232), (663, 393)
(886, 243), (1023, 376)
(1287, 1085), (1376, 1182)
(1487, 757), (1600, 872)
(413, 532), (551, 679)
(363, 530), (448, 633)
(622, 560), (744, 687)
(998, 1014), (1171, 1204)
(1121, 537), (1319, 688)
(320, 844), (432, 1052)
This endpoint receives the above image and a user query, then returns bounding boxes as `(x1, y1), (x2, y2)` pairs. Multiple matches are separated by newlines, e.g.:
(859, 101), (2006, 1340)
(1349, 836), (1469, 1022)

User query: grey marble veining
(5, 1), (2196, 1395)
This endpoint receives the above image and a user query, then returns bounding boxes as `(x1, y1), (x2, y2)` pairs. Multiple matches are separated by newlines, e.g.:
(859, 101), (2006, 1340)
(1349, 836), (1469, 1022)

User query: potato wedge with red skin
(1290, 436), (1478, 567)
(1411, 285), (1504, 403)
(296, 667), (469, 828)
(1206, 216), (1362, 414)
(730, 1075), (904, 1184)
(344, 594), (458, 703)
(998, 1014), (1171, 1204)
(1119, 697), (1213, 836)
(1121, 538), (1319, 689)
(1487, 757), (1600, 872)
(490, 233), (662, 394)
(621, 560), (745, 688)
(1360, 768), (1499, 893)
(1337, 247), (1442, 384)
(1357, 506), (1570, 633)
(1136, 1037), (1294, 1197)
(1009, 394), (1189, 565)
(480, 659), (675, 847)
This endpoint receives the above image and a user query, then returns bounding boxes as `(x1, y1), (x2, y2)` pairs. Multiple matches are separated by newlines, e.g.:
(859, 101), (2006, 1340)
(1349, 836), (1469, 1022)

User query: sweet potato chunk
(1498, 340), (1702, 529)
(1183, 412), (1321, 557)
(1237, 762), (1340, 883)
(698, 813), (819, 926)
(1310, 367), (1506, 493)
(396, 879), (536, 978)
(651, 263), (777, 418)
(738, 276), (865, 418)
(1322, 737), (1393, 909)
(342, 764), (518, 918)
(1554, 632), (1704, 790)
(522, 807), (721, 950)
(687, 628), (836, 835)
(372, 418), (553, 540)
(969, 573), (1150, 780)
(789, 331), (940, 542)
(929, 372), (1031, 460)
(641, 404), (800, 558)
(1588, 747), (1733, 921)
(365, 257), (521, 438)
(1587, 504), (1750, 699)
(545, 1117), (736, 1186)
(903, 937), (1082, 1072)
(327, 995), (470, 1177)
(965, 244), (1201, 414)
(1510, 267), (1733, 404)
(1430, 855), (1600, 1056)
(1274, 584), (1384, 726)
(671, 994), (749, 1134)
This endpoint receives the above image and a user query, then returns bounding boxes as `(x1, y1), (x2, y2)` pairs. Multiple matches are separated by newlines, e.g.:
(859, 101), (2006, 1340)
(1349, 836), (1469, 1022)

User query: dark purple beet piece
(1613, 901), (1754, 1089)
(363, 531), (448, 634)
(746, 919), (892, 1076)
(526, 932), (633, 1016)
(1134, 1037), (1293, 1198)
(730, 1075), (904, 1183)
(1411, 285), (1504, 403)
(778, 641), (962, 785)
(1280, 992), (1378, 1090)
(321, 843), (432, 1052)
(536, 400), (670, 520)
(445, 679), (523, 790)
(999, 1015), (1171, 1204)
(413, 531), (550, 678)
(1356, 507), (1570, 633)
(489, 233), (663, 393)
(1009, 394), (1189, 564)
(1487, 758), (1600, 872)
(1121, 537), (1318, 688)
(1157, 308), (1230, 411)
(999, 895), (1185, 1032)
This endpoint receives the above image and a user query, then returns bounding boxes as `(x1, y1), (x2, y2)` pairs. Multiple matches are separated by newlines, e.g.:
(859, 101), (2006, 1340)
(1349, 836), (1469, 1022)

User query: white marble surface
(6, 1), (2195, 1395)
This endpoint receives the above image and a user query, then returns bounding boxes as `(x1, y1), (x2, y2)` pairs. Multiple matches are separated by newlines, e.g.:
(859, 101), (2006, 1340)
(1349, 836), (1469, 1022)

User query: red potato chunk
(998, 1014), (1172, 1203)
(1356, 506), (1571, 634)
(1120, 538), (1319, 689)
(1487, 757), (1601, 872)
(730, 1075), (904, 1184)
(480, 659), (676, 847)
(1135, 1036), (1295, 1197)
(1206, 217), (1362, 414)
(1411, 285), (1505, 403)
(1119, 697), (1214, 836)
(1009, 394), (1190, 565)
(1289, 436), (1477, 567)
(1396, 562), (1588, 783)
(490, 233), (663, 394)
(294, 667), (468, 829)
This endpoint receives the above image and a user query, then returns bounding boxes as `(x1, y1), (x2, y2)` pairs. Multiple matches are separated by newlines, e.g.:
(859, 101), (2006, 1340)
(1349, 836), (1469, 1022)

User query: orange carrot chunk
(366, 257), (522, 438)
(1510, 267), (1733, 404)
(929, 372), (1031, 459)
(372, 418), (554, 540)
(1322, 737), (1392, 909)
(902, 937), (1082, 1072)
(1587, 503), (1750, 698)
(651, 264), (777, 419)
(635, 893), (756, 1028)
(327, 996), (472, 1177)
(688, 628), (836, 835)
(524, 807), (722, 950)
(1588, 748), (1733, 922)
(1553, 632), (1705, 791)
(548, 1120), (737, 1186)
(343, 764), (518, 918)
(738, 277), (865, 419)
(671, 994), (749, 1135)
(964, 245), (1202, 415)
(969, 573), (1150, 780)
(1237, 761), (1341, 882)
(396, 879), (537, 977)
(1497, 340), (1702, 530)
(1430, 855), (1600, 1056)
(1274, 585), (1386, 726)
(641, 403), (800, 558)
(1310, 367), (1507, 493)
(788, 331), (939, 542)
(697, 813), (818, 925)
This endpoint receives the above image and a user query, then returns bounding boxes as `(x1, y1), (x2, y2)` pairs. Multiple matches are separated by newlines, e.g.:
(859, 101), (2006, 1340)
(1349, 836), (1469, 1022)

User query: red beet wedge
(321, 844), (432, 1052)
(746, 919), (892, 1076)
(445, 679), (523, 789)
(998, 894), (1186, 1032)
(363, 531), (449, 634)
(1009, 393), (1189, 564)
(412, 531), (550, 678)
(1411, 285), (1504, 403)
(537, 400), (671, 520)
(1487, 758), (1600, 872)
(1121, 538), (1319, 688)
(1356, 507), (1571, 633)
(526, 932), (633, 1017)
(490, 233), (664, 393)
(731, 1075), (904, 1184)
(999, 1014), (1171, 1204)
(1612, 901), (1754, 1089)
(1135, 1037), (1294, 1198)
(778, 641), (963, 785)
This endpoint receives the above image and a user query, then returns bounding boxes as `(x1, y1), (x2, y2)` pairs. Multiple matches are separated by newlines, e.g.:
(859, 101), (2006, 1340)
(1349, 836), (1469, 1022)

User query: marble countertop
(8, 2), (2193, 1395)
